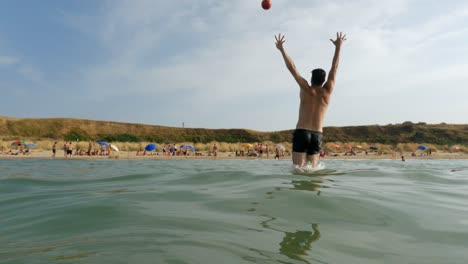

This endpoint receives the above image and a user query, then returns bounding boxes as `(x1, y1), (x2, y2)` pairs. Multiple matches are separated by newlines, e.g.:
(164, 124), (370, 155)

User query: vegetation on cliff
(0, 117), (466, 146)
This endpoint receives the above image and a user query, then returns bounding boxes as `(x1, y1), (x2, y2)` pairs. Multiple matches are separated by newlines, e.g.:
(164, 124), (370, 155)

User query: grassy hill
(0, 117), (467, 146)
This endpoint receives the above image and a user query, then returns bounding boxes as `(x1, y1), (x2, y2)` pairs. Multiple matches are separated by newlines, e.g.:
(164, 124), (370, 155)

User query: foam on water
(292, 162), (325, 174)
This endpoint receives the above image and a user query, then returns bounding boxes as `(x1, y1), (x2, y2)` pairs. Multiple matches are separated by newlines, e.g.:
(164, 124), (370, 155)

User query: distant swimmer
(275, 32), (346, 169)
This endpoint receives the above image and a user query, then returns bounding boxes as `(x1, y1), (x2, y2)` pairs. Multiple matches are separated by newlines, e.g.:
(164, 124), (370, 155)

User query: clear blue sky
(1, 0), (467, 131)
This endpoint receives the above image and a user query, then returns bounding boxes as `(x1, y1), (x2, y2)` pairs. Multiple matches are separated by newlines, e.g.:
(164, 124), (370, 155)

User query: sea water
(1, 159), (468, 264)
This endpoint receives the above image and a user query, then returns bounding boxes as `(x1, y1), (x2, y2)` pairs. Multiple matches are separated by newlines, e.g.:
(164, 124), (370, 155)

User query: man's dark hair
(311, 68), (326, 86)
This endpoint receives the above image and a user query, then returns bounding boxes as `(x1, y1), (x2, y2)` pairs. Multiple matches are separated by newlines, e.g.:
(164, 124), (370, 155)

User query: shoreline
(1, 150), (467, 160)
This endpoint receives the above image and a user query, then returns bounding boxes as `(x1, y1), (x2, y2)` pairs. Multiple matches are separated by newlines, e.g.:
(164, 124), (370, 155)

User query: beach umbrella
(26, 143), (37, 147)
(418, 145), (428, 150)
(109, 144), (119, 152)
(276, 143), (285, 151)
(97, 141), (109, 147)
(242, 143), (253, 149)
(180, 144), (195, 152)
(11, 141), (26, 146)
(145, 143), (156, 151)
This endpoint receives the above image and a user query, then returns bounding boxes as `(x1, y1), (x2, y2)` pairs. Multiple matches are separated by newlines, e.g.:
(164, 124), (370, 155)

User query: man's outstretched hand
(275, 33), (285, 51)
(330, 32), (347, 48)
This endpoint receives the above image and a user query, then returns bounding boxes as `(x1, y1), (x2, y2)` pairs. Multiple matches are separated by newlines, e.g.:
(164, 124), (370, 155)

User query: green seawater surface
(1, 159), (468, 264)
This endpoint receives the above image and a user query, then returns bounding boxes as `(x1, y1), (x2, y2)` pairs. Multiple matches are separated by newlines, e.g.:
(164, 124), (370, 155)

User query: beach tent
(418, 145), (428, 150)
(180, 144), (195, 152)
(145, 144), (157, 151)
(26, 143), (37, 148)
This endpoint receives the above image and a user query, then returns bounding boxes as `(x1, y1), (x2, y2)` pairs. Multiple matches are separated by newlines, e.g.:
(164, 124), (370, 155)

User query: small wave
(0, 177), (78, 186)
(0, 172), (157, 187)
(102, 173), (156, 182)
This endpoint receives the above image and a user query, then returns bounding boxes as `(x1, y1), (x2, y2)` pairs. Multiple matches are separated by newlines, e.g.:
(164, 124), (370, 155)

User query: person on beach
(170, 144), (175, 156)
(52, 142), (57, 158)
(87, 141), (92, 156)
(100, 144), (106, 156)
(275, 32), (346, 169)
(213, 144), (218, 158)
(63, 142), (68, 158)
(67, 142), (73, 158)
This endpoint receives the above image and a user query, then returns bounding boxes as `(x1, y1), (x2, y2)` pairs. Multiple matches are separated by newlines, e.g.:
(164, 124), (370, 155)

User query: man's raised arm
(325, 32), (347, 93)
(275, 34), (308, 90)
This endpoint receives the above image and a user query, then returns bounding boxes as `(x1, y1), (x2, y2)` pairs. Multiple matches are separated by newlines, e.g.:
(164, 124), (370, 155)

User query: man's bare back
(275, 32), (346, 168)
(296, 83), (329, 132)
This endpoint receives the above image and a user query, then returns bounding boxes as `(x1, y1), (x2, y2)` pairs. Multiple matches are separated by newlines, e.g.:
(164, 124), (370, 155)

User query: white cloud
(57, 0), (468, 129)
(0, 55), (19, 66)
(17, 64), (47, 87)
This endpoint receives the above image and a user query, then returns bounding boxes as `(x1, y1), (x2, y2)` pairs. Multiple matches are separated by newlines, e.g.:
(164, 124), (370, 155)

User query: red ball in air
(262, 0), (272, 10)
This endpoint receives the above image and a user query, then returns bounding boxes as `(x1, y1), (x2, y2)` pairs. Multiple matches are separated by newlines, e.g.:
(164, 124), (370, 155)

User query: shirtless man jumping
(275, 32), (346, 170)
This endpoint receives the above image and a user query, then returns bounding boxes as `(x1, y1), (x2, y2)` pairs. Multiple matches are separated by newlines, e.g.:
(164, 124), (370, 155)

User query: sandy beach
(1, 149), (467, 160)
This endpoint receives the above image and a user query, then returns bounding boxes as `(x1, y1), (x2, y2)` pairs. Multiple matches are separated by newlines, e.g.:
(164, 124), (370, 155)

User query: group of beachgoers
(136, 143), (204, 157)
(234, 143), (287, 159)
(136, 143), (290, 159)
(0, 141), (289, 159)
(52, 141), (116, 159)
(0, 145), (32, 156)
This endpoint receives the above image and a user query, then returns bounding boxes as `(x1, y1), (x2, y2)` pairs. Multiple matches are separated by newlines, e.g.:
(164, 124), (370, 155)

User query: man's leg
(293, 152), (306, 167)
(307, 154), (320, 168)
(306, 131), (322, 168)
(292, 129), (308, 171)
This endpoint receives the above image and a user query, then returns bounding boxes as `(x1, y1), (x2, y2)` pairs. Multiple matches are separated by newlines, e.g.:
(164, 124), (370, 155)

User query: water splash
(292, 163), (326, 174)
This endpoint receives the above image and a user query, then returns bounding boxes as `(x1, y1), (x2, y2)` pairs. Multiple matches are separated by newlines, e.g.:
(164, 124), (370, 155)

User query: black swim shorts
(292, 129), (323, 155)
